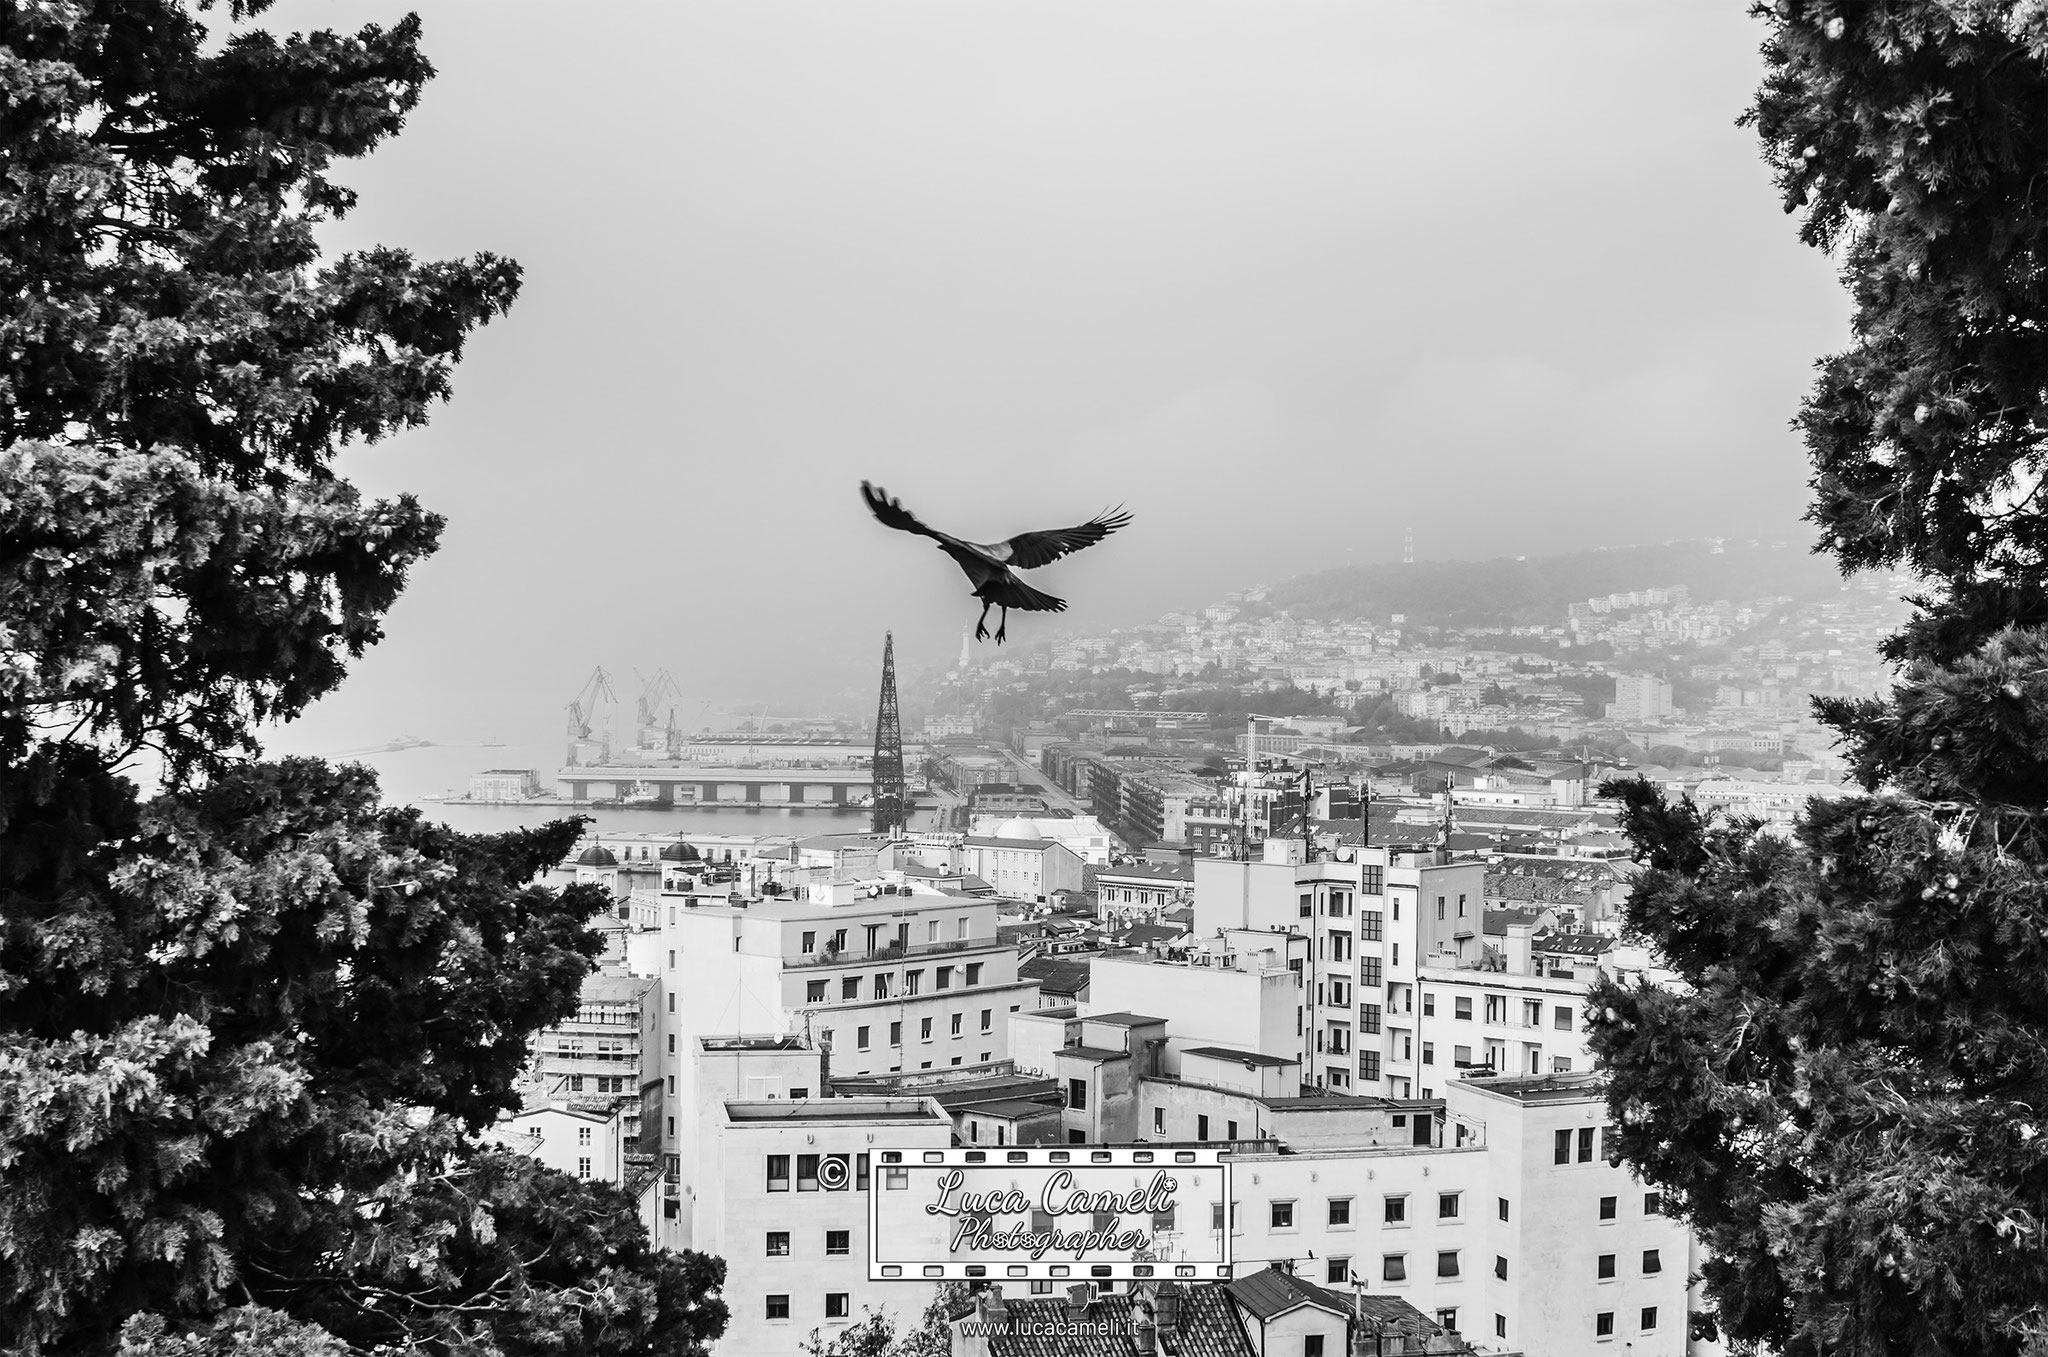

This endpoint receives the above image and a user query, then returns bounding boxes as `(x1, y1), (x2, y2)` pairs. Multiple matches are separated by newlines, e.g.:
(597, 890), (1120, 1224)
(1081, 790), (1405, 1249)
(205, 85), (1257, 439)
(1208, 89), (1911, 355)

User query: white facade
(701, 1096), (952, 1356)
(489, 1102), (626, 1187)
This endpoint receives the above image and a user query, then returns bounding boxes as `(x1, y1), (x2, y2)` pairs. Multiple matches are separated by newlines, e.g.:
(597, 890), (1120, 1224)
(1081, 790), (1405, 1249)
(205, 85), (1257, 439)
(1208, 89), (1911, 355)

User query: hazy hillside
(1260, 540), (1857, 626)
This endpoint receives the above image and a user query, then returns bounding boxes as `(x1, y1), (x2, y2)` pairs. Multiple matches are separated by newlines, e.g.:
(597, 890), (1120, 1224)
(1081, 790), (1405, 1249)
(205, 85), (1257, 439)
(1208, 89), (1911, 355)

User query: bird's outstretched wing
(860, 481), (940, 539)
(1002, 506), (1133, 570)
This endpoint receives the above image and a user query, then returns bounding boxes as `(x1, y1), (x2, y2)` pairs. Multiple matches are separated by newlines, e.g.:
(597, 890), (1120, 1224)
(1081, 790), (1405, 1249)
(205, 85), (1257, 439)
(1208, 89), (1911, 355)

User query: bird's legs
(994, 607), (1009, 644)
(974, 600), (991, 642)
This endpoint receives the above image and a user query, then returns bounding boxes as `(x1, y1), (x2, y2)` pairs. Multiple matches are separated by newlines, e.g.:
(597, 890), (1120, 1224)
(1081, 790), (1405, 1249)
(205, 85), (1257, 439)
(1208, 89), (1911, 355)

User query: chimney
(1065, 1282), (1095, 1320)
(981, 1285), (1007, 1326)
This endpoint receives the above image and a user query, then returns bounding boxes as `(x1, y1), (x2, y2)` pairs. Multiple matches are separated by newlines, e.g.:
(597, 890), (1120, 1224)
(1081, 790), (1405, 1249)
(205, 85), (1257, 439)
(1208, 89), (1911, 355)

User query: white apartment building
(1188, 1073), (1689, 1357)
(683, 1037), (952, 1356)
(1609, 674), (1676, 722)
(654, 881), (1040, 1242)
(489, 1100), (627, 1186)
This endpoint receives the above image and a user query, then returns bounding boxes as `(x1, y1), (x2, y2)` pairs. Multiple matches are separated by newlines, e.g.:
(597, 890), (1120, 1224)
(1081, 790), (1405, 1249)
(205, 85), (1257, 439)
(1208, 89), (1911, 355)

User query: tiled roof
(970, 1284), (1254, 1357)
(1225, 1266), (1350, 1321)
(1534, 929), (1613, 955)
(1019, 957), (1092, 996)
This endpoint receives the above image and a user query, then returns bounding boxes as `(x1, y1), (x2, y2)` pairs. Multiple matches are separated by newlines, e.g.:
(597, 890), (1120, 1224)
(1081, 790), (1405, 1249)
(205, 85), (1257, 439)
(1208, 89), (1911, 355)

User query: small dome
(659, 840), (700, 863)
(576, 844), (618, 867)
(996, 816), (1039, 841)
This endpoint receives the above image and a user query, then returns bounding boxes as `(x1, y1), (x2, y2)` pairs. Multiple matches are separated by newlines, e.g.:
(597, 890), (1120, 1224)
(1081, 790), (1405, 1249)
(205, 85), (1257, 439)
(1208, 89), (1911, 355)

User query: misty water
(325, 739), (869, 838)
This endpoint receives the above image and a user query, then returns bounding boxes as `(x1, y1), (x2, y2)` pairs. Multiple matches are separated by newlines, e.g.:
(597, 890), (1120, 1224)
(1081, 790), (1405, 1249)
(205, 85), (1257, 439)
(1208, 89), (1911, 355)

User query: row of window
(764, 1229), (851, 1256)
(800, 918), (972, 956)
(1555, 1125), (1612, 1165)
(1268, 1191), (1474, 1230)
(803, 962), (986, 1005)
(1416, 992), (1574, 1033)
(764, 1153), (871, 1192)
(835, 1010), (994, 1051)
(764, 1293), (850, 1322)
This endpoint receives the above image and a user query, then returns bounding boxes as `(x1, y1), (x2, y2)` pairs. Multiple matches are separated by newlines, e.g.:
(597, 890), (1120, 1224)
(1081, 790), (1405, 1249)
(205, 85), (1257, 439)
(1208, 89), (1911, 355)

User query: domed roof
(659, 840), (700, 862)
(576, 844), (618, 867)
(995, 816), (1040, 841)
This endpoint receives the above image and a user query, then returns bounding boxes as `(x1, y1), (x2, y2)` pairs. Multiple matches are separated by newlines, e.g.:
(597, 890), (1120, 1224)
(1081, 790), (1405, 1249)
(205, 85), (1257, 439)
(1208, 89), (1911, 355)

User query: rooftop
(723, 1098), (943, 1125)
(1182, 1046), (1296, 1069)
(1083, 1011), (1166, 1027)
(1060, 1044), (1131, 1062)
(1459, 1070), (1608, 1105)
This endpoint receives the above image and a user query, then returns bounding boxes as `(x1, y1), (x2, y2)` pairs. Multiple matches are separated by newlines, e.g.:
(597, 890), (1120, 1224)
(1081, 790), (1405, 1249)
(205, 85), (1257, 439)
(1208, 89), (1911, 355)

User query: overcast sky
(264, 1), (1849, 754)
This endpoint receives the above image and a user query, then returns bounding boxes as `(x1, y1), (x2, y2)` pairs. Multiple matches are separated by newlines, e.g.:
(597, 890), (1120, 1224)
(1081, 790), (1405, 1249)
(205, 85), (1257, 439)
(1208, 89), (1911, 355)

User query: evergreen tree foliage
(0, 3), (727, 1352)
(1588, 4), (2048, 1354)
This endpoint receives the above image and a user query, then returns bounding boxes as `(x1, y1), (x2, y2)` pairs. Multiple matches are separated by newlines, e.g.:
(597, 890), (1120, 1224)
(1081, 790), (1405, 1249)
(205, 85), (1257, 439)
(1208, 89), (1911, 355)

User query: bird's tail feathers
(991, 577), (1066, 613)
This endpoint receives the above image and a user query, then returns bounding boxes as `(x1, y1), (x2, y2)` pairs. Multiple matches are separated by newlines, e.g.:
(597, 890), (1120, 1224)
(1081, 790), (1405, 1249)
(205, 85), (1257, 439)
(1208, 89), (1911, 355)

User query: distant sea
(316, 739), (867, 838)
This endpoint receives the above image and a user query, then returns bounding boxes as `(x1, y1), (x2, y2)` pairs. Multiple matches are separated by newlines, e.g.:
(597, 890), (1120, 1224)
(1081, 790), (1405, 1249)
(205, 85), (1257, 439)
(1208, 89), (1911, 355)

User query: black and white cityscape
(7, 5), (2048, 1357)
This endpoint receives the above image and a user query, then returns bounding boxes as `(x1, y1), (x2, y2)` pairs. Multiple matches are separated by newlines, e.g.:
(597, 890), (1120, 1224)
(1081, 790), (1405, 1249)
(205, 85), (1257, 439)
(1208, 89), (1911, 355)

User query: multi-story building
(531, 972), (661, 1143)
(1094, 861), (1195, 925)
(655, 880), (1040, 1229)
(680, 1037), (952, 1355)
(1119, 771), (1210, 847)
(959, 831), (1086, 902)
(1608, 674), (1675, 722)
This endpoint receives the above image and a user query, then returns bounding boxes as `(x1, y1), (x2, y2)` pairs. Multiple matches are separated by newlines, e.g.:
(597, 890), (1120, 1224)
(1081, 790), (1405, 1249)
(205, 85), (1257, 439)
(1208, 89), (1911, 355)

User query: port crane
(565, 666), (619, 767)
(634, 667), (689, 756)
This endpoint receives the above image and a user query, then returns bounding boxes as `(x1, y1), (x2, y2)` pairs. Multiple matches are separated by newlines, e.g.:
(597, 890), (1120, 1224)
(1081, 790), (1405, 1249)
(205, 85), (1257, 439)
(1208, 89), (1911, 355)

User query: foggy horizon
(263, 0), (1851, 757)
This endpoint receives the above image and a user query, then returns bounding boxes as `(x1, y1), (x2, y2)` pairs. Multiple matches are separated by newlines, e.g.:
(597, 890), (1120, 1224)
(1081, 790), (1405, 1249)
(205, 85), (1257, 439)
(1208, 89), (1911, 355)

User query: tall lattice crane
(565, 666), (618, 767)
(871, 633), (906, 836)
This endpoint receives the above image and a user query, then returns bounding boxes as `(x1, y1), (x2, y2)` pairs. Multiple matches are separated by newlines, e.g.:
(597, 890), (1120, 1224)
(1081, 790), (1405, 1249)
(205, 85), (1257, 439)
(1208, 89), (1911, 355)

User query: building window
(1153, 1107), (1165, 1135)
(578, 1127), (592, 1145)
(576, 1157), (591, 1180)
(889, 1021), (902, 1046)
(1305, 1335), (1326, 1357)
(1643, 1249), (1662, 1274)
(966, 963), (983, 986)
(1596, 1312), (1614, 1338)
(1359, 1003), (1382, 1034)
(1197, 1115), (1209, 1141)
(1436, 1308), (1458, 1333)
(857, 1026), (870, 1051)
(1270, 1200), (1295, 1229)
(921, 1017), (933, 1041)
(1328, 1198), (1351, 1227)
(1641, 1306), (1658, 1331)
(1555, 1005), (1575, 1031)
(1645, 1191), (1664, 1215)
(1326, 1257), (1349, 1285)
(1454, 996), (1472, 1021)
(806, 980), (826, 1003)
(1422, 993), (1435, 1016)
(797, 1154), (819, 1191)
(1067, 1079), (1088, 1111)
(1554, 1129), (1572, 1165)
(1360, 1050), (1381, 1081)
(1361, 910), (1383, 941)
(802, 931), (815, 953)
(827, 1230), (850, 1256)
(950, 1013), (962, 1036)
(1382, 1254), (1406, 1282)
(1421, 1042), (1434, 1066)
(825, 1293), (850, 1319)
(937, 966), (953, 990)
(980, 1008), (992, 1031)
(766, 1155), (790, 1192)
(1498, 1197), (1509, 1221)
(766, 1232), (790, 1256)
(1598, 1254), (1616, 1280)
(841, 977), (859, 1001)
(1384, 1195), (1406, 1224)
(1579, 1127), (1595, 1162)
(1361, 956), (1382, 987)
(1494, 1254), (1507, 1280)
(1496, 1315), (1507, 1339)
(1600, 1195), (1617, 1220)
(1153, 1205), (1175, 1232)
(1438, 1193), (1459, 1219)
(906, 970), (923, 995)
(766, 1295), (790, 1321)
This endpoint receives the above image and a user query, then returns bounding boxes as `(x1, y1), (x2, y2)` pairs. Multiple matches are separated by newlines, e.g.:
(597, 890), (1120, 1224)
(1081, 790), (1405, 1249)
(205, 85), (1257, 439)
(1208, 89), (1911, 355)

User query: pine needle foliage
(0, 3), (727, 1353)
(1588, 4), (2048, 1354)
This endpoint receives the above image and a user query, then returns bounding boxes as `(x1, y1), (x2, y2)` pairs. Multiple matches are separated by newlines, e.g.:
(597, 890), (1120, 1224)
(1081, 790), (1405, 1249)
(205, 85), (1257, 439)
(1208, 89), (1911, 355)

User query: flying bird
(860, 481), (1133, 644)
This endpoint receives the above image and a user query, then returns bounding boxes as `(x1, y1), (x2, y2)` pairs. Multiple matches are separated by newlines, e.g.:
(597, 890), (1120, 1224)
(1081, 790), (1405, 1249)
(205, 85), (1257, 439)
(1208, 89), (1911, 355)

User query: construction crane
(633, 667), (688, 754)
(565, 666), (618, 767)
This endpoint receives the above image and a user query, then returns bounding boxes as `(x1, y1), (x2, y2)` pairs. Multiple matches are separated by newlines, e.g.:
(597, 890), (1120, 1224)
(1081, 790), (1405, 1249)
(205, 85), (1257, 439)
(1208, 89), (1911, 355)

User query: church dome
(659, 840), (700, 863)
(576, 844), (618, 867)
(995, 816), (1040, 841)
